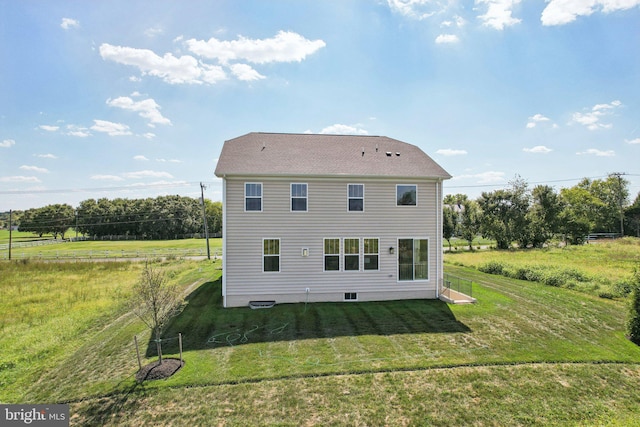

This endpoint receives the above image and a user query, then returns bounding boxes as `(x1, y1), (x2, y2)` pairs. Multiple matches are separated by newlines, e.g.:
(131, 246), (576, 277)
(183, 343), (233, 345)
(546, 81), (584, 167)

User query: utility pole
(612, 172), (626, 237)
(200, 182), (211, 260)
(8, 209), (12, 260)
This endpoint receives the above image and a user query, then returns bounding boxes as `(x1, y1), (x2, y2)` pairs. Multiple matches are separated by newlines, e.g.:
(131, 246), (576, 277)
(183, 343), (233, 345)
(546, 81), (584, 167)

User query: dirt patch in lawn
(136, 358), (183, 382)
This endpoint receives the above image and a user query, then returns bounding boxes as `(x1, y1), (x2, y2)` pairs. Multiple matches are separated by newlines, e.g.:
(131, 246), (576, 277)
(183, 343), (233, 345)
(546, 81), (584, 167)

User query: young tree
(130, 261), (183, 364)
(459, 199), (481, 250)
(528, 185), (563, 248)
(443, 205), (456, 251)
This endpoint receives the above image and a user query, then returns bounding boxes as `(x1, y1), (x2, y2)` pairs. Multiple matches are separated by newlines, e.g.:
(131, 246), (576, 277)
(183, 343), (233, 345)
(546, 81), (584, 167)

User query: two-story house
(214, 132), (452, 308)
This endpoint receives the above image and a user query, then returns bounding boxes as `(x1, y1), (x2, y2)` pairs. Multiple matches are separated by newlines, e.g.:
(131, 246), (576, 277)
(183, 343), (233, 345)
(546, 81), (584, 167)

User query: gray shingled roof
(214, 132), (451, 179)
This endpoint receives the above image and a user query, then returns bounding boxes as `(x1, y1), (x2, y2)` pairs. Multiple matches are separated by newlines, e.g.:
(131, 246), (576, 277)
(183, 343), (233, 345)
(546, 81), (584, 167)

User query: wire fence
(442, 272), (473, 299)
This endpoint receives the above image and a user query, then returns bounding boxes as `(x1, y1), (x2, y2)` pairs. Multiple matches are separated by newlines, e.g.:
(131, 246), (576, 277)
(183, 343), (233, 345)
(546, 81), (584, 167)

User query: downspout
(436, 179), (442, 298)
(222, 176), (227, 308)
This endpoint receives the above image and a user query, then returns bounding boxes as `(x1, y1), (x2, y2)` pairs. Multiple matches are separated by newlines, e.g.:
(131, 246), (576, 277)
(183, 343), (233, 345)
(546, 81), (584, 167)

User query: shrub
(626, 267), (640, 346)
(479, 261), (504, 275)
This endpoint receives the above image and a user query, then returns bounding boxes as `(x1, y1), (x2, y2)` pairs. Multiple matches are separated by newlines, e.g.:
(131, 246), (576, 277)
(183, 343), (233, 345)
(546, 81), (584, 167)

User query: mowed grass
(445, 237), (640, 297)
(2, 252), (640, 425)
(0, 259), (220, 403)
(2, 237), (222, 260)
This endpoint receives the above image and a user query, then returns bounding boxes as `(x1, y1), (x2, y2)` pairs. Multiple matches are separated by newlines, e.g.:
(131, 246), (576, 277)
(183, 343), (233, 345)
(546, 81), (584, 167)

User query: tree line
(444, 174), (640, 250)
(10, 195), (222, 240)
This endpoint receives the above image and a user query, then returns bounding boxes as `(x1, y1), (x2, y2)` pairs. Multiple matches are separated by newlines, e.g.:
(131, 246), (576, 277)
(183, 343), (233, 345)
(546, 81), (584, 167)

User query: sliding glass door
(398, 238), (428, 281)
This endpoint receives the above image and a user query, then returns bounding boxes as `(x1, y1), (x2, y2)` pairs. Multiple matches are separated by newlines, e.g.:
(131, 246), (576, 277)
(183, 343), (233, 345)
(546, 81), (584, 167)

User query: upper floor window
(263, 238), (280, 272)
(348, 184), (364, 212)
(245, 183), (262, 211)
(397, 184), (417, 206)
(291, 183), (308, 211)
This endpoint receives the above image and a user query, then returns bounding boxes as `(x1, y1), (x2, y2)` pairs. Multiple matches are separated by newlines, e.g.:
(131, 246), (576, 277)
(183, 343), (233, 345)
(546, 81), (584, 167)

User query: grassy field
(0, 236), (222, 260)
(1, 252), (639, 425)
(445, 238), (640, 298)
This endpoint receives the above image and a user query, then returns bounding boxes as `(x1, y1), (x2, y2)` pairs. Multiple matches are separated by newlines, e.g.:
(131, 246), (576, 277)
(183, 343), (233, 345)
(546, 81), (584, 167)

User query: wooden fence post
(179, 333), (183, 365)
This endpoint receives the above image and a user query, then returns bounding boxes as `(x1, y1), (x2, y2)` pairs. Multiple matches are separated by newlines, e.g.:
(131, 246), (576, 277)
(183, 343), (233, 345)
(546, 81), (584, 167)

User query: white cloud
(144, 26), (163, 38)
(100, 43), (213, 85)
(577, 148), (615, 157)
(35, 154), (58, 159)
(526, 113), (552, 128)
(90, 120), (132, 136)
(90, 174), (125, 181)
(122, 170), (174, 179)
(1, 139), (15, 148)
(435, 34), (460, 44)
(523, 145), (553, 154)
(542, 0), (640, 26)
(387, 0), (442, 20)
(319, 124), (369, 135)
(66, 125), (91, 137)
(155, 158), (182, 163)
(186, 30), (326, 64)
(142, 132), (156, 140)
(454, 171), (506, 183)
(133, 155), (149, 161)
(436, 148), (468, 156)
(61, 18), (79, 30)
(0, 176), (41, 183)
(476, 0), (522, 30)
(570, 100), (622, 130)
(19, 165), (48, 173)
(107, 96), (171, 126)
(441, 16), (467, 27)
(229, 63), (266, 81)
(625, 138), (640, 145)
(39, 125), (59, 132)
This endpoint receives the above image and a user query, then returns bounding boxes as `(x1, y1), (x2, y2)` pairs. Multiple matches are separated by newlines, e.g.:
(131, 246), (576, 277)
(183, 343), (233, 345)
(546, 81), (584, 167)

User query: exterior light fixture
(302, 248), (309, 257)
(389, 247), (395, 254)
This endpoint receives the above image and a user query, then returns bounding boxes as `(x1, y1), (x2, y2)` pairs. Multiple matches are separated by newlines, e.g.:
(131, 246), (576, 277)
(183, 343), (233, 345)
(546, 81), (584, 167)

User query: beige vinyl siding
(223, 176), (442, 307)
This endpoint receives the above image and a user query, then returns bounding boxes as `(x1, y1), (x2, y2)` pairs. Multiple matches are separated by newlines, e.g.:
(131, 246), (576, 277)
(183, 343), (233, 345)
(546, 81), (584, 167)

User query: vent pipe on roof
(396, 152), (400, 156)
(376, 143), (379, 152)
(262, 142), (266, 151)
(386, 152), (392, 157)
(362, 147), (365, 157)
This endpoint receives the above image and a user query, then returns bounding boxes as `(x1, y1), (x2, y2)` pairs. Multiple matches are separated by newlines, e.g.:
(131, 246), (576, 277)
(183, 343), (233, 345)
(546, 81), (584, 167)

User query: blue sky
(1, 0), (639, 211)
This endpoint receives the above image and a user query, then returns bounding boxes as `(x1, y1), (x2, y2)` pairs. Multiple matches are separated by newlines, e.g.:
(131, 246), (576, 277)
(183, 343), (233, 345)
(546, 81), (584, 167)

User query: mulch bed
(135, 358), (184, 382)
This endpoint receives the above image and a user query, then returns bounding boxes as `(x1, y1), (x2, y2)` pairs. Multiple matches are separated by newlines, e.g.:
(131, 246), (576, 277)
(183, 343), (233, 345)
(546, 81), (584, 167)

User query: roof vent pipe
(362, 147), (365, 157)
(396, 152), (400, 156)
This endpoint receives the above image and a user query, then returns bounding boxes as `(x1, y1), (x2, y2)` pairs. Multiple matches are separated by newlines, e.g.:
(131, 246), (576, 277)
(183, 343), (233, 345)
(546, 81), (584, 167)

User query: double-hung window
(263, 238), (280, 272)
(363, 238), (379, 271)
(344, 238), (360, 271)
(291, 183), (308, 212)
(245, 183), (262, 211)
(324, 238), (340, 271)
(397, 184), (417, 206)
(347, 184), (364, 212)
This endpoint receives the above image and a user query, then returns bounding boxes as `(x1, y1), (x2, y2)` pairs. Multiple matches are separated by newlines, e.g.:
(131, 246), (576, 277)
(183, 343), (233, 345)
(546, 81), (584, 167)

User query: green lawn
(445, 237), (640, 297)
(0, 237), (222, 260)
(2, 254), (639, 425)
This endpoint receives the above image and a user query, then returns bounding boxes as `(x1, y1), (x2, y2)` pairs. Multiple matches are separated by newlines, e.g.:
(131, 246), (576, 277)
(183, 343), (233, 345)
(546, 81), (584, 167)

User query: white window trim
(262, 238), (281, 273)
(347, 183), (365, 212)
(396, 184), (418, 207)
(290, 183), (308, 212)
(244, 182), (263, 212)
(396, 237), (430, 282)
(344, 237), (361, 272)
(363, 237), (380, 272)
(323, 237), (341, 272)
